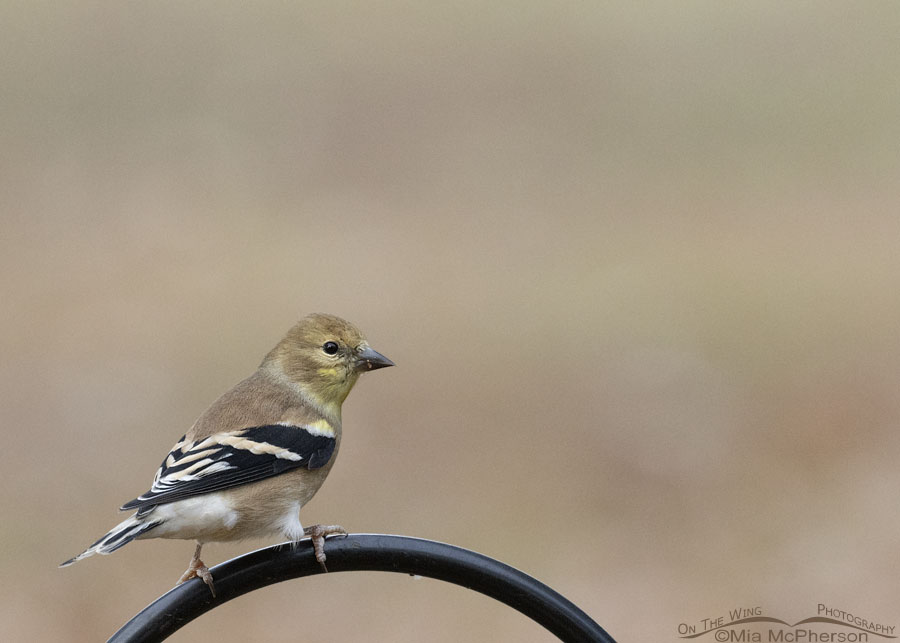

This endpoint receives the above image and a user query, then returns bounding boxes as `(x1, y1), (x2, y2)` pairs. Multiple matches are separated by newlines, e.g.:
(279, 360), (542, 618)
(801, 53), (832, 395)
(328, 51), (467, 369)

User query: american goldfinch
(61, 313), (393, 595)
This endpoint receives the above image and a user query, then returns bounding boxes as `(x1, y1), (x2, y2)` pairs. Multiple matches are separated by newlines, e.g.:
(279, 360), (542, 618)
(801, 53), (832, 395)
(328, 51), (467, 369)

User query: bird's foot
(177, 543), (216, 597)
(177, 559), (216, 596)
(303, 524), (347, 571)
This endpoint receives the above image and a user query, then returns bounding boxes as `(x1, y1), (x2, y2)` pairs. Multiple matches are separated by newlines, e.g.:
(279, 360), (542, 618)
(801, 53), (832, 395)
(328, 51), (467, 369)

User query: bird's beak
(355, 346), (394, 371)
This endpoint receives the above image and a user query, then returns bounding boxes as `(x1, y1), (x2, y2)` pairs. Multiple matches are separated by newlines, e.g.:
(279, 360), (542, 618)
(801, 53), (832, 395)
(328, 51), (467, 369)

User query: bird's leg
(177, 541), (216, 597)
(303, 524), (347, 571)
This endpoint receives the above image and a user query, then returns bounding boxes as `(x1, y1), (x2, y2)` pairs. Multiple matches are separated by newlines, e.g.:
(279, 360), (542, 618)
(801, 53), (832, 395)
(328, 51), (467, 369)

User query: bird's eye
(322, 341), (339, 355)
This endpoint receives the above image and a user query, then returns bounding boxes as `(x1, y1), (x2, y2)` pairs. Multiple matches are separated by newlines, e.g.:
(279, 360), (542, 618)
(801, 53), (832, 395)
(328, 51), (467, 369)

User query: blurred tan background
(2, 2), (900, 641)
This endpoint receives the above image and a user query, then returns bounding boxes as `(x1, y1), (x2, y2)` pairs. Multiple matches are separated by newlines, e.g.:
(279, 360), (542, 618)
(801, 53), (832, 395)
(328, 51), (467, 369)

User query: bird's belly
(147, 469), (326, 543)
(147, 494), (247, 542)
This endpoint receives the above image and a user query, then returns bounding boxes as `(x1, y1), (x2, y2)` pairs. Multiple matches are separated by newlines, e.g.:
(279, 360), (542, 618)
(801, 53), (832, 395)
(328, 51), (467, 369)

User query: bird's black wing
(120, 425), (335, 513)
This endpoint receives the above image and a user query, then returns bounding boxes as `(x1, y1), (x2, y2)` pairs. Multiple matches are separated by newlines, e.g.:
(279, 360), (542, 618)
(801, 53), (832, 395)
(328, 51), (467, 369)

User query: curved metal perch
(109, 533), (616, 643)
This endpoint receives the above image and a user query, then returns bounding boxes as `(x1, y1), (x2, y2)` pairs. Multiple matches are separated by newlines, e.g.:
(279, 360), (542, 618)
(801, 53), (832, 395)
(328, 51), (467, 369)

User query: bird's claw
(303, 524), (347, 571)
(177, 543), (217, 597)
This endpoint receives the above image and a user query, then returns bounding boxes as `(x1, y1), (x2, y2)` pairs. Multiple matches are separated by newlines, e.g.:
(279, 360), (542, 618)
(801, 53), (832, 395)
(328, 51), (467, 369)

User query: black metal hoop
(109, 534), (616, 642)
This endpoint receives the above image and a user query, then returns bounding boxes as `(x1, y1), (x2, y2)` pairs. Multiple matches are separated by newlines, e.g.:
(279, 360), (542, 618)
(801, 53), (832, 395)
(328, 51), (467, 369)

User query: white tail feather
(59, 514), (161, 567)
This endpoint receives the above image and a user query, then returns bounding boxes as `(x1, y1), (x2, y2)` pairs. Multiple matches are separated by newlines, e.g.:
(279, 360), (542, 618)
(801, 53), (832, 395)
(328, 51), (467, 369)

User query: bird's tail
(59, 514), (162, 567)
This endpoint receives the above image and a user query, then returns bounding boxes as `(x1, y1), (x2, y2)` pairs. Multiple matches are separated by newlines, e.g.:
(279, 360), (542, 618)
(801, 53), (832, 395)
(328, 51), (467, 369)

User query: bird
(60, 313), (393, 596)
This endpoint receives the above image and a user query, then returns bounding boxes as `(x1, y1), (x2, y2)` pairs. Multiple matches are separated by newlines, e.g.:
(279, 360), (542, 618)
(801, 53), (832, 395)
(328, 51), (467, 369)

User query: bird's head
(263, 313), (393, 413)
